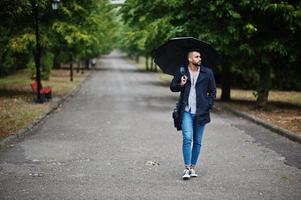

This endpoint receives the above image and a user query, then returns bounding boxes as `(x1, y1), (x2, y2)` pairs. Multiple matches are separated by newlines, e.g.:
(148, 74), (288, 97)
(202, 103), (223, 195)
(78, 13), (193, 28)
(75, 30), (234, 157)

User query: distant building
(110, 0), (125, 4)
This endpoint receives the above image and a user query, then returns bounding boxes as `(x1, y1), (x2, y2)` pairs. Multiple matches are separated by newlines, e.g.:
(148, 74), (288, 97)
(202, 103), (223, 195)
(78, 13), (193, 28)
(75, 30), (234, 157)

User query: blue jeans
(181, 111), (205, 167)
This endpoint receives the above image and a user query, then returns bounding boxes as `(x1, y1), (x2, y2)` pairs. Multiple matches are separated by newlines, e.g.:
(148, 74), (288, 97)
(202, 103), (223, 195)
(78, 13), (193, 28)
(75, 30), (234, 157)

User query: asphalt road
(0, 51), (300, 200)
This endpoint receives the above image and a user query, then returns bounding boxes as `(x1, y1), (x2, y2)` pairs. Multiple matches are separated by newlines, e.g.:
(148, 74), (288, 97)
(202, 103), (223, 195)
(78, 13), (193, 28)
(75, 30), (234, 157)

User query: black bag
(172, 100), (182, 131)
(172, 66), (186, 131)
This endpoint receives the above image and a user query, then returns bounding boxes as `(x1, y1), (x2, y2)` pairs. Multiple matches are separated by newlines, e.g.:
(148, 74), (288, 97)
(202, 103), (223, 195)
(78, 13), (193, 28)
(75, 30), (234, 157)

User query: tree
(241, 1), (301, 106)
(119, 0), (183, 71)
(52, 0), (117, 80)
(185, 0), (301, 106)
(0, 0), (117, 80)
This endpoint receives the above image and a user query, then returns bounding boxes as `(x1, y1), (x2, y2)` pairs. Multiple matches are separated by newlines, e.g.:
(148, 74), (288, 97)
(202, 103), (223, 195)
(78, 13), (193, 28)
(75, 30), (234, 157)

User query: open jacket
(170, 65), (216, 125)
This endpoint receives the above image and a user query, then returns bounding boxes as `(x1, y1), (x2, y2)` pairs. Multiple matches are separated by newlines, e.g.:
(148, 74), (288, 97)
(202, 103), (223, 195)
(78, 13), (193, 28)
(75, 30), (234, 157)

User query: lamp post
(52, 0), (60, 10)
(31, 0), (60, 103)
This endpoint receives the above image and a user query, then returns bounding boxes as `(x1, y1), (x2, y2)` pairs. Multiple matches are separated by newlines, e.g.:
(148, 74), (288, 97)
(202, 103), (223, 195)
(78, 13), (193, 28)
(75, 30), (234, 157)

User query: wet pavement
(0, 51), (300, 200)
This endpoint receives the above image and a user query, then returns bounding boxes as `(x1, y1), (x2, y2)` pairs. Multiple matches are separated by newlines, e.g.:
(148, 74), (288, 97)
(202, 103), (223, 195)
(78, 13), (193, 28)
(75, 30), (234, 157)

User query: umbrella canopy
(154, 37), (219, 76)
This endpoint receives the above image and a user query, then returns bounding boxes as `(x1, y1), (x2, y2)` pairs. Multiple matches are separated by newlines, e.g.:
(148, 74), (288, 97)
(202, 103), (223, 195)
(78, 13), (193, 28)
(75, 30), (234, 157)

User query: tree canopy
(118, 0), (301, 106)
(0, 0), (117, 77)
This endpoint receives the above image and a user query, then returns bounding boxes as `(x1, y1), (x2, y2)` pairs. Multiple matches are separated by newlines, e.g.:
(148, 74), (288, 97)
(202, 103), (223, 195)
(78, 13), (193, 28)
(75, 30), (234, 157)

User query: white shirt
(185, 67), (200, 114)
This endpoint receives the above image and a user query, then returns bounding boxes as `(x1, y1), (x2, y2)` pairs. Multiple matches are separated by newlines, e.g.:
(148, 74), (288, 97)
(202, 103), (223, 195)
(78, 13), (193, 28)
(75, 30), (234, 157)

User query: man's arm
(170, 70), (183, 92)
(207, 69), (216, 109)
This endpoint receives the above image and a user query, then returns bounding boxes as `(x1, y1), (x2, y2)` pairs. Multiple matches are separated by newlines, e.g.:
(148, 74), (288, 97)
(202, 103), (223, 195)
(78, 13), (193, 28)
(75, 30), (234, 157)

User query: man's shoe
(182, 169), (190, 180)
(189, 168), (198, 177)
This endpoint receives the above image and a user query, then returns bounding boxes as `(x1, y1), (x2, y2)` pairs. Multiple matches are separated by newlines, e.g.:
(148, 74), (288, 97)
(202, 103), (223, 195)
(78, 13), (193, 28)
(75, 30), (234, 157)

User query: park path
(0, 51), (300, 200)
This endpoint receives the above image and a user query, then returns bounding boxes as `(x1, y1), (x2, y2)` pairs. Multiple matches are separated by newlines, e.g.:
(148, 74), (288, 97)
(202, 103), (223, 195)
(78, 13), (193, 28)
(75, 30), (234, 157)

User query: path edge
(214, 102), (301, 143)
(0, 72), (93, 148)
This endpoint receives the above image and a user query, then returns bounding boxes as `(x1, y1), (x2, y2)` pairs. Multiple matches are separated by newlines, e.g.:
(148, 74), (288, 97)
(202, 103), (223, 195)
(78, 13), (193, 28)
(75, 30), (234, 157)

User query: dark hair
(187, 49), (201, 56)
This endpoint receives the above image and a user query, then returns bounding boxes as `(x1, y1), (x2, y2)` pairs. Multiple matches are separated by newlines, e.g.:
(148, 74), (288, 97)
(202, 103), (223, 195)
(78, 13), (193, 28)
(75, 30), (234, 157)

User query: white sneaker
(189, 168), (198, 177)
(182, 169), (190, 180)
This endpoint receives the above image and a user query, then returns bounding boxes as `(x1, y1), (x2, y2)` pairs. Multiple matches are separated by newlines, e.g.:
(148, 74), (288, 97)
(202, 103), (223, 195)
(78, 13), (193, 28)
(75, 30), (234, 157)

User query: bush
(41, 52), (54, 80)
(0, 50), (16, 77)
(27, 51), (54, 80)
(27, 58), (35, 80)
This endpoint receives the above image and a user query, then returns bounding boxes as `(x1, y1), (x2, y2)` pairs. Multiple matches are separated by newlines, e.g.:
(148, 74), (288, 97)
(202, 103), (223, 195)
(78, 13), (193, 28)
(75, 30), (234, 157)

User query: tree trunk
(53, 55), (61, 69)
(256, 66), (271, 107)
(76, 61), (80, 73)
(81, 60), (84, 74)
(85, 59), (90, 69)
(70, 59), (73, 82)
(145, 56), (149, 71)
(150, 58), (154, 71)
(221, 59), (231, 101)
(135, 55), (139, 63)
(153, 58), (158, 72)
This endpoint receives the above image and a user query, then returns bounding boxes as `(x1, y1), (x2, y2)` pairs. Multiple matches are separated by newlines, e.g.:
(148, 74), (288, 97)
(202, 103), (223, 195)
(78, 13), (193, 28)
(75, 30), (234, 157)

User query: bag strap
(177, 66), (186, 105)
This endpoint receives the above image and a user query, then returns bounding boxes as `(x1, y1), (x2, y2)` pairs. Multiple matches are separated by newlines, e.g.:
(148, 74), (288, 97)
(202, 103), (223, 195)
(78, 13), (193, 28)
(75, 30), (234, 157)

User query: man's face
(188, 51), (202, 66)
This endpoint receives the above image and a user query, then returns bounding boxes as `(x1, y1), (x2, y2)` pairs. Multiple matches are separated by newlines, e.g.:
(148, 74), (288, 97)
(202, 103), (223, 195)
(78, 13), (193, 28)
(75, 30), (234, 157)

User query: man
(170, 50), (216, 180)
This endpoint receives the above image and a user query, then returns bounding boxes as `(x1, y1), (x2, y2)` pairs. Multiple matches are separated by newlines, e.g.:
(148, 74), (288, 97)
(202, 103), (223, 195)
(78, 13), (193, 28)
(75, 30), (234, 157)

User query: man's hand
(180, 75), (187, 87)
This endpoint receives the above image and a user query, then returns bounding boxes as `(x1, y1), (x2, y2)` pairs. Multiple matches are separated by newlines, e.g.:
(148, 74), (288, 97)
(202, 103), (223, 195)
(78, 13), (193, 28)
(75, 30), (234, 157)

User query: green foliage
(27, 58), (35, 80)
(8, 32), (36, 54)
(51, 0), (117, 62)
(27, 51), (54, 80)
(0, 50), (16, 77)
(118, 0), (301, 106)
(119, 0), (184, 58)
(0, 0), (117, 77)
(41, 51), (54, 80)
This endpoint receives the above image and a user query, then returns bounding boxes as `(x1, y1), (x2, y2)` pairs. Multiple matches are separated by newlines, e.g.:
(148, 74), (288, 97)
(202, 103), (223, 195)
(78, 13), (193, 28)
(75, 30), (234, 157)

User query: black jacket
(170, 65), (216, 125)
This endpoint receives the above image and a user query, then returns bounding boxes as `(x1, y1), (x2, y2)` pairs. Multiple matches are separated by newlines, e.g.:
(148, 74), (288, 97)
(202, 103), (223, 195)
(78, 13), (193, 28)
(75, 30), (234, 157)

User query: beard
(192, 60), (201, 66)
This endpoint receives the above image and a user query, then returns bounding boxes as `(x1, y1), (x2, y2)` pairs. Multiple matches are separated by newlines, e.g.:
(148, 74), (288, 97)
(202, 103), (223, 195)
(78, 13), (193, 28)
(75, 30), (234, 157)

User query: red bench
(31, 81), (52, 101)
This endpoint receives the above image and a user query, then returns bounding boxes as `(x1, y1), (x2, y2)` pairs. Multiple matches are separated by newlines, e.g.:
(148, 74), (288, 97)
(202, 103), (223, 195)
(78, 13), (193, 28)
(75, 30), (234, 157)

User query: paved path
(0, 51), (300, 200)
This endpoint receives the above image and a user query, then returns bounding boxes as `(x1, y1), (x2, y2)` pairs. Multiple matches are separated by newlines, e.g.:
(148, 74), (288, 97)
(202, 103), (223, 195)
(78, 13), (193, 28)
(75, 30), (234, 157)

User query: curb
(215, 102), (301, 143)
(0, 71), (93, 148)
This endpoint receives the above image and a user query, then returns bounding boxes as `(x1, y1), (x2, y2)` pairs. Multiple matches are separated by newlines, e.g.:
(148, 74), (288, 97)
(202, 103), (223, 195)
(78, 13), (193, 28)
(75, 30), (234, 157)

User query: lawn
(0, 69), (89, 140)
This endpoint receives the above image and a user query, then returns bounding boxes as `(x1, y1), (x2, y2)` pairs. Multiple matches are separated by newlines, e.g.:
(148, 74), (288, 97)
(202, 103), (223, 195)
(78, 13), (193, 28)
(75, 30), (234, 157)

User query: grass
(221, 89), (301, 106)
(0, 68), (89, 140)
(0, 98), (47, 139)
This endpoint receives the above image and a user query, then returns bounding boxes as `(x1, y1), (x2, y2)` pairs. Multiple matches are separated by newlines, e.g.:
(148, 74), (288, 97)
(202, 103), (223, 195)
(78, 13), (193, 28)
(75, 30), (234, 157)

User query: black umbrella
(154, 37), (219, 75)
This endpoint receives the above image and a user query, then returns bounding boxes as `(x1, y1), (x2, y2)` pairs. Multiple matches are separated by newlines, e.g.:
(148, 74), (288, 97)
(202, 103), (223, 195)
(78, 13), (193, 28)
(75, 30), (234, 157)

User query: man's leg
(181, 111), (194, 168)
(191, 124), (205, 167)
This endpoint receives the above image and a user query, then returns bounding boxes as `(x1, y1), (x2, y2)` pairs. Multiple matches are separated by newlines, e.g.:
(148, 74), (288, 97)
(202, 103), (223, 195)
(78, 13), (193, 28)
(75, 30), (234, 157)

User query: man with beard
(170, 50), (216, 180)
